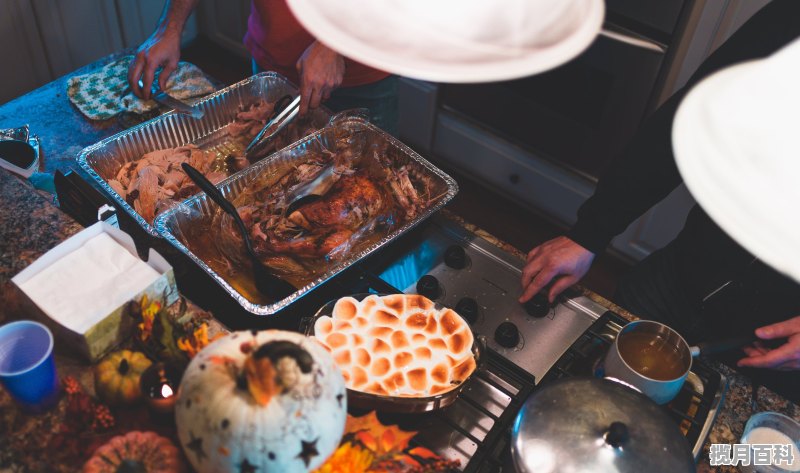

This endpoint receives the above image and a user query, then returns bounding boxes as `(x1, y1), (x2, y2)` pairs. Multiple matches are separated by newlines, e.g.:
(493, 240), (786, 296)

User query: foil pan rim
(154, 118), (458, 316)
(76, 72), (303, 238)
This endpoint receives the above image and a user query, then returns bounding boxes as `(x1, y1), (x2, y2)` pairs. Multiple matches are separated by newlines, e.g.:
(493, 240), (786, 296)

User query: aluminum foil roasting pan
(76, 72), (331, 237)
(153, 118), (458, 316)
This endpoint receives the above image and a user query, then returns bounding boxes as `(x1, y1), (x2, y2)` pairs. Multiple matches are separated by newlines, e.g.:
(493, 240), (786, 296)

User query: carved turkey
(252, 170), (388, 259)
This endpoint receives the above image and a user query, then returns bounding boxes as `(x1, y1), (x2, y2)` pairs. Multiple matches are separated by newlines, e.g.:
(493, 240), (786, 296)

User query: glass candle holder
(139, 362), (182, 418)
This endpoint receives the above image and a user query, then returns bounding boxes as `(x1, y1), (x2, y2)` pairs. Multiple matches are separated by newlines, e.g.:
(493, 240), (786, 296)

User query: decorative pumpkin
(83, 430), (187, 473)
(175, 330), (347, 473)
(94, 349), (152, 405)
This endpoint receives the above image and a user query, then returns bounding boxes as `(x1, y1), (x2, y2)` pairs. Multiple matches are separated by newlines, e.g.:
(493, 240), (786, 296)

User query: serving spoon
(282, 165), (340, 217)
(181, 163), (297, 300)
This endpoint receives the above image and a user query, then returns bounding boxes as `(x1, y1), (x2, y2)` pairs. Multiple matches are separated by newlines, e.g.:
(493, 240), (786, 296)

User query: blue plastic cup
(0, 320), (60, 412)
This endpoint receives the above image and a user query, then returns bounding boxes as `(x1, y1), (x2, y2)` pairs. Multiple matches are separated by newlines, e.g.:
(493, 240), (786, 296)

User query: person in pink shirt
(129, 0), (398, 134)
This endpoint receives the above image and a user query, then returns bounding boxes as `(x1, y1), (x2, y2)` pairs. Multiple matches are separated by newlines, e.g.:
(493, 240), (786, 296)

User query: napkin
(17, 232), (161, 334)
(67, 55), (215, 121)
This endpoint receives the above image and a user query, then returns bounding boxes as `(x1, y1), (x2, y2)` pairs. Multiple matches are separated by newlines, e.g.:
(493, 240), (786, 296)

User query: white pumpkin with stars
(175, 329), (347, 473)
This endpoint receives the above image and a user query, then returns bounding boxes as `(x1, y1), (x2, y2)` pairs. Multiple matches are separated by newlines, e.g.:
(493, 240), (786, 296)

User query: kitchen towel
(67, 55), (215, 121)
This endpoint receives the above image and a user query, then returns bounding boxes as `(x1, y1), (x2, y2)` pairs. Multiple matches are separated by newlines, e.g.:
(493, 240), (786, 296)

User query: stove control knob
(494, 321), (520, 348)
(444, 245), (467, 269)
(524, 292), (551, 318)
(454, 297), (479, 324)
(416, 275), (441, 300)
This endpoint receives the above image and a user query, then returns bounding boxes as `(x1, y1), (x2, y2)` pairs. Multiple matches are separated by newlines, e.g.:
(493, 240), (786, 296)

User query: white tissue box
(11, 222), (178, 362)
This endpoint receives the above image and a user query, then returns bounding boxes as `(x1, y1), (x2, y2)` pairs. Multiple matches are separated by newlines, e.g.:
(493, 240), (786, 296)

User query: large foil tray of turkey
(153, 118), (458, 316)
(77, 72), (331, 237)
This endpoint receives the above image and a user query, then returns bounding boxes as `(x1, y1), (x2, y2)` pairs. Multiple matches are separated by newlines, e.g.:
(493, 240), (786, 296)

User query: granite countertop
(0, 171), (83, 323)
(1, 51), (797, 472)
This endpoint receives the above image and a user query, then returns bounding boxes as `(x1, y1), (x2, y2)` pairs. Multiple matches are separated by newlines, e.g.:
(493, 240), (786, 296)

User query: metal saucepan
(511, 377), (695, 473)
(604, 319), (754, 404)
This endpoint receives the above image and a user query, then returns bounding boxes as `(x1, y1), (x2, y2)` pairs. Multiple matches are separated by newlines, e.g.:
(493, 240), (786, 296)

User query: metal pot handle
(604, 376), (643, 394)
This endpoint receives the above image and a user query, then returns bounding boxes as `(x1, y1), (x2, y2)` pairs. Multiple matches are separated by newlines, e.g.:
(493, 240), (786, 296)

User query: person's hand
(519, 236), (595, 303)
(738, 316), (800, 370)
(296, 41), (345, 116)
(128, 29), (182, 100)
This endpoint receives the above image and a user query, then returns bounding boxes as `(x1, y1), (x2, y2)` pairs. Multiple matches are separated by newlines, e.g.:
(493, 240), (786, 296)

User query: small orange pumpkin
(94, 350), (152, 405)
(82, 431), (186, 473)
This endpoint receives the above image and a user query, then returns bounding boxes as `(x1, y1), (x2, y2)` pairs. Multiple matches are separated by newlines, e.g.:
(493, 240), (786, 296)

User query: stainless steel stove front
(375, 214), (607, 382)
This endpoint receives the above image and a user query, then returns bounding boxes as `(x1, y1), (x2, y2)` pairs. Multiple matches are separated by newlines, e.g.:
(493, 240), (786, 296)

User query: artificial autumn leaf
(313, 442), (374, 473)
(156, 309), (189, 364)
(355, 430), (378, 452)
(176, 322), (221, 359)
(345, 410), (383, 435)
(244, 355), (279, 406)
(369, 454), (422, 472)
(347, 411), (416, 456)
(408, 446), (439, 459)
(318, 412), (459, 473)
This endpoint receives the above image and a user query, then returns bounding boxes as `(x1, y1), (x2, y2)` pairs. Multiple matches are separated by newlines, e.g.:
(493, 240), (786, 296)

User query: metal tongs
(283, 166), (339, 216)
(137, 79), (204, 119)
(245, 95), (301, 159)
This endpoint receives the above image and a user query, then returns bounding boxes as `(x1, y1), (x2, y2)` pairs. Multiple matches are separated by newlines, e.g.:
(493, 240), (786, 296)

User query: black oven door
(439, 27), (667, 179)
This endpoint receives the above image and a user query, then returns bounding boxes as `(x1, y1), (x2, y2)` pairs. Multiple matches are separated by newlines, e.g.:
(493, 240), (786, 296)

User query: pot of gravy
(603, 320), (692, 404)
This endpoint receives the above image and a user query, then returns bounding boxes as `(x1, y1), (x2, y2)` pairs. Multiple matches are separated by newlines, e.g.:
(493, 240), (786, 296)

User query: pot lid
(673, 37), (800, 284)
(286, 0), (604, 83)
(511, 377), (694, 473)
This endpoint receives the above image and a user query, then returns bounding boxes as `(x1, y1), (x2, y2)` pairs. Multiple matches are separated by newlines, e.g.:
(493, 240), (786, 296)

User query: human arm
(519, 81), (685, 303)
(295, 41), (345, 115)
(737, 316), (800, 370)
(128, 0), (199, 100)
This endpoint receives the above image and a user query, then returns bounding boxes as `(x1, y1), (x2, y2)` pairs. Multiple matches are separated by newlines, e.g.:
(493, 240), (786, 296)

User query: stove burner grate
(355, 349), (536, 472)
(540, 311), (725, 459)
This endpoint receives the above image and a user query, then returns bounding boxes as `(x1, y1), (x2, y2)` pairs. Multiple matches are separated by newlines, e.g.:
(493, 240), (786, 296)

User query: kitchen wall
(0, 0), (197, 105)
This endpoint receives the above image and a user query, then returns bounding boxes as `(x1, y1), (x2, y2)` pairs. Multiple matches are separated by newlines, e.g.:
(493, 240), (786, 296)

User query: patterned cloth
(67, 56), (215, 121)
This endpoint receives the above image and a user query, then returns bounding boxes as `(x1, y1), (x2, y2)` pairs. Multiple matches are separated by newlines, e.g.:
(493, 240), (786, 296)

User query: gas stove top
(371, 215), (608, 382)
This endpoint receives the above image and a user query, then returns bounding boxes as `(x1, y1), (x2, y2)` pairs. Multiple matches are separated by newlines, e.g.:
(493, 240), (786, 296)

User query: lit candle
(140, 362), (181, 418)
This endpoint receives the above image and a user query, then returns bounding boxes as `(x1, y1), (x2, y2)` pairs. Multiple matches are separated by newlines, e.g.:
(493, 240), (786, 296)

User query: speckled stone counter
(0, 170), (83, 323)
